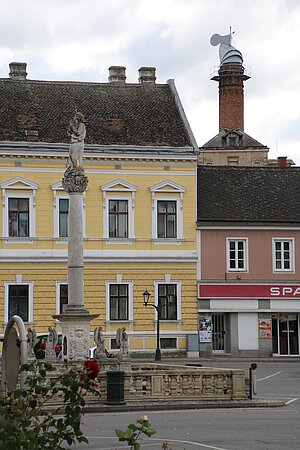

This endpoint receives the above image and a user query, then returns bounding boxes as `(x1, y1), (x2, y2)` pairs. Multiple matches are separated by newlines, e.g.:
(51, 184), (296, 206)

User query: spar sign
(198, 283), (300, 299)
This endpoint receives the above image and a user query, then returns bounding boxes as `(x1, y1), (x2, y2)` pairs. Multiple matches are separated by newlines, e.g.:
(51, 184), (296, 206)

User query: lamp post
(143, 289), (174, 362)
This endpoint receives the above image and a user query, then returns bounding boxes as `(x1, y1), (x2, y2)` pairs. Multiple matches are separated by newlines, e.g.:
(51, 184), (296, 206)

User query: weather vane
(210, 28), (243, 65)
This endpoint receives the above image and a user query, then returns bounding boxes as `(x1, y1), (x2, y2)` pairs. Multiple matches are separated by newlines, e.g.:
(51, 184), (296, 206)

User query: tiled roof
(0, 78), (191, 148)
(197, 166), (300, 223)
(202, 129), (267, 148)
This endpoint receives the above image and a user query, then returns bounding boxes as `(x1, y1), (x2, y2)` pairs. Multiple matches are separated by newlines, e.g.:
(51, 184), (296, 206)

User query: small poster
(199, 315), (212, 343)
(259, 319), (272, 339)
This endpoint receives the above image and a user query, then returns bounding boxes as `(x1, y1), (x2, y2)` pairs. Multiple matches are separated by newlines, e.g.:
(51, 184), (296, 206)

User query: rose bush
(0, 360), (101, 450)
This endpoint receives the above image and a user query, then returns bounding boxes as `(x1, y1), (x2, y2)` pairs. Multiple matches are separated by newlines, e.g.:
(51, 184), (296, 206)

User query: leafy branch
(115, 415), (156, 450)
(0, 359), (100, 450)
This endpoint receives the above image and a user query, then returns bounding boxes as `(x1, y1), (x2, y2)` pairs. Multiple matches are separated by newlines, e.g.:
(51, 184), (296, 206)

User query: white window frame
(154, 277), (181, 322)
(226, 237), (249, 272)
(56, 281), (68, 316)
(51, 181), (86, 240)
(105, 276), (134, 322)
(1, 177), (38, 241)
(101, 179), (137, 241)
(150, 180), (185, 242)
(272, 238), (295, 273)
(4, 279), (34, 324)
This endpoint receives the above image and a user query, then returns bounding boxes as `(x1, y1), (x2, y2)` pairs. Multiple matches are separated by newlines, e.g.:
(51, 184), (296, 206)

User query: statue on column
(45, 326), (58, 361)
(94, 326), (106, 359)
(62, 111), (88, 193)
(65, 111), (86, 176)
(27, 327), (37, 358)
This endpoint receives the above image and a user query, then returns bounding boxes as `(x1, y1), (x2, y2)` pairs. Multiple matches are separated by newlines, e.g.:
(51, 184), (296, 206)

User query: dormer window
(223, 130), (242, 148)
(228, 136), (237, 147)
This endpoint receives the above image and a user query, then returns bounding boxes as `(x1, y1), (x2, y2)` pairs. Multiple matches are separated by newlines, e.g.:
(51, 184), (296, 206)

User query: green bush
(0, 360), (100, 449)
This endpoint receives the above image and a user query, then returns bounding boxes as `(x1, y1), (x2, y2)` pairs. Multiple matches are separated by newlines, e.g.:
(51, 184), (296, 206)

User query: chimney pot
(278, 156), (287, 167)
(108, 66), (126, 84)
(138, 67), (156, 84)
(9, 62), (27, 80)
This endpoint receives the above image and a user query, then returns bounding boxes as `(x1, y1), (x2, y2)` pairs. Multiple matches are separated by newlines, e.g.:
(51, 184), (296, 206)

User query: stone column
(66, 187), (85, 310)
(53, 112), (98, 362)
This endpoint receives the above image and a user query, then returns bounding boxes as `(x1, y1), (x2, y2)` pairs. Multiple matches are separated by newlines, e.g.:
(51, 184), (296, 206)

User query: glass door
(273, 314), (299, 355)
(288, 315), (299, 355)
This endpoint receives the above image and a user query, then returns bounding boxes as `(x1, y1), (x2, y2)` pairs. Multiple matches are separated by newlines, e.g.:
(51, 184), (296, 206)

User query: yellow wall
(0, 162), (196, 248)
(0, 154), (198, 353)
(0, 263), (197, 330)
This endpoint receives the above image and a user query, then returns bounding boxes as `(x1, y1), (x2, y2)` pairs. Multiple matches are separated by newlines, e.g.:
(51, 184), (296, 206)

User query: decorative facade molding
(1, 177), (39, 239)
(101, 179), (137, 239)
(150, 180), (185, 240)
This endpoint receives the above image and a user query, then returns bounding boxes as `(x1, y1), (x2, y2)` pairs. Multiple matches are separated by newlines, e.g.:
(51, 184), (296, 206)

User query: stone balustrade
(94, 362), (246, 402)
(8, 361), (246, 406)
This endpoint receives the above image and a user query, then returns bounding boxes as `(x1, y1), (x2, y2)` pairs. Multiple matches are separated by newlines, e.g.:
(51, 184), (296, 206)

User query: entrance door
(212, 314), (225, 353)
(273, 314), (299, 355)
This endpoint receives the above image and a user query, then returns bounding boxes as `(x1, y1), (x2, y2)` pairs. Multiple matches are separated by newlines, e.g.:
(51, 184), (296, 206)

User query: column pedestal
(53, 310), (98, 361)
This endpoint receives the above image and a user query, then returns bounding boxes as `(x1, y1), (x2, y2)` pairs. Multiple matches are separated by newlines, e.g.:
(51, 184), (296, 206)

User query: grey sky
(1, 0), (300, 164)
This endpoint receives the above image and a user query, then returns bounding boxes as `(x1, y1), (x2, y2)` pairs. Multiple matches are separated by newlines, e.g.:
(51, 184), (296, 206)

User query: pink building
(197, 166), (300, 357)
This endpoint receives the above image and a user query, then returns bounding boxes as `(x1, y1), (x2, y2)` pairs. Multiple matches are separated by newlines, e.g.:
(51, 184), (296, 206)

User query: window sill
(153, 320), (183, 324)
(3, 321), (34, 326)
(273, 269), (295, 274)
(105, 239), (133, 245)
(5, 238), (34, 245)
(154, 239), (182, 246)
(105, 320), (135, 324)
(227, 269), (248, 273)
(55, 238), (68, 244)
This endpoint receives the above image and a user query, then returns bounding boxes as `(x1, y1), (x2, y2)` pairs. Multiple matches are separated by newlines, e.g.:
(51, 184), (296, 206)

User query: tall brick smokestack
(210, 32), (250, 132)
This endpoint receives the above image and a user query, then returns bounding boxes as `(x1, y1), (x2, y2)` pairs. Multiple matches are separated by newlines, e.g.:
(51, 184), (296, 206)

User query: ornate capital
(62, 172), (88, 193)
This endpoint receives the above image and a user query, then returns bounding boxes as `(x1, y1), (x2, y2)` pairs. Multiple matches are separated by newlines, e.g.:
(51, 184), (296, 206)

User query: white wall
(238, 313), (259, 350)
(271, 299), (300, 311)
(210, 299), (258, 310)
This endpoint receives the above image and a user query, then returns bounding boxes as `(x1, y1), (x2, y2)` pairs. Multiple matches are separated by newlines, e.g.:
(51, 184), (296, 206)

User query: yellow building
(0, 63), (198, 355)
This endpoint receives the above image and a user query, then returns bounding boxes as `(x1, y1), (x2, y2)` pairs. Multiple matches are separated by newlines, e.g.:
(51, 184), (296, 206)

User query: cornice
(0, 141), (197, 163)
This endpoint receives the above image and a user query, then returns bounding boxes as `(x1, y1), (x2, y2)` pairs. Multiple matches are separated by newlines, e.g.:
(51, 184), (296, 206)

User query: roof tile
(197, 166), (300, 223)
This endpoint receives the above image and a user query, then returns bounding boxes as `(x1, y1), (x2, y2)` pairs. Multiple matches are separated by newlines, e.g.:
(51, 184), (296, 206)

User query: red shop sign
(198, 283), (300, 299)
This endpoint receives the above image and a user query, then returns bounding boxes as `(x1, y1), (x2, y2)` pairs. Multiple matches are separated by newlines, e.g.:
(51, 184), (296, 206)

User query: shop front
(198, 283), (300, 358)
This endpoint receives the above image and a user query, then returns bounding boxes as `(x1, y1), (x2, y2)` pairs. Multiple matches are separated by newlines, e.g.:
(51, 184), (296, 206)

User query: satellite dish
(210, 34), (222, 46)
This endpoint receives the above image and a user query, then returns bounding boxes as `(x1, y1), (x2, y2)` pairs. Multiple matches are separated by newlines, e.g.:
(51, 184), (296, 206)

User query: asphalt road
(75, 360), (300, 450)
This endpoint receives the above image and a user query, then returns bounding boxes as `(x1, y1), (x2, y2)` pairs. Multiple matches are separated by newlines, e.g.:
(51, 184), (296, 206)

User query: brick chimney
(138, 67), (156, 84)
(9, 62), (27, 80)
(108, 66), (126, 84)
(212, 63), (250, 132)
(277, 156), (287, 167)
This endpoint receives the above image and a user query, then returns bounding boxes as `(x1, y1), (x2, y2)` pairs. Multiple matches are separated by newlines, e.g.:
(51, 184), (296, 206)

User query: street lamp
(143, 289), (175, 362)
(143, 289), (151, 306)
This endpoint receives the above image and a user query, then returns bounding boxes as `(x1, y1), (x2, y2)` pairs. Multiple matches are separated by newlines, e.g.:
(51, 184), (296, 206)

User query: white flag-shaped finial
(210, 33), (231, 47)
